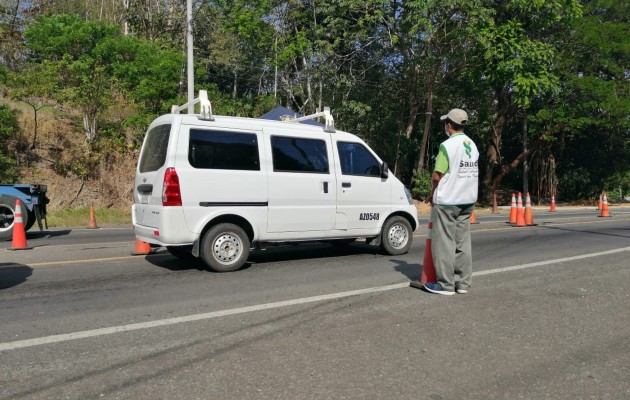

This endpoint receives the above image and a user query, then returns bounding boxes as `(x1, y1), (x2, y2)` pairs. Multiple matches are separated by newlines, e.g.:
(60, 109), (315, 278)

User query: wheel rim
(212, 233), (243, 265)
(387, 223), (409, 249)
(0, 205), (15, 231)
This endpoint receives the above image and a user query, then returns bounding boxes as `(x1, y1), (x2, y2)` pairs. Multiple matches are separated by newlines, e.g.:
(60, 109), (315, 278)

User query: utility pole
(523, 108), (528, 197)
(186, 0), (194, 113)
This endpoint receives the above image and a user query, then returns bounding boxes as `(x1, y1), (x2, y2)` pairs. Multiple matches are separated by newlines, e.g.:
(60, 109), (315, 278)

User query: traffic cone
(131, 239), (154, 255)
(410, 219), (436, 289)
(524, 193), (535, 226)
(8, 199), (32, 251)
(599, 193), (611, 217)
(597, 194), (603, 211)
(492, 193), (499, 214)
(515, 192), (526, 227)
(509, 193), (517, 224)
(87, 207), (98, 229)
(470, 210), (479, 224)
(550, 195), (556, 212)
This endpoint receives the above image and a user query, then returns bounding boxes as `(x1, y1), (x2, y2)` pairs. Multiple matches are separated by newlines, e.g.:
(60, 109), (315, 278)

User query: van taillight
(162, 167), (182, 206)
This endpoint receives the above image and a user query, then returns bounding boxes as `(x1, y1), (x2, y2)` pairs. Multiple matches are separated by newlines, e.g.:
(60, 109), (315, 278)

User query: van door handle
(323, 181), (329, 193)
(342, 182), (351, 188)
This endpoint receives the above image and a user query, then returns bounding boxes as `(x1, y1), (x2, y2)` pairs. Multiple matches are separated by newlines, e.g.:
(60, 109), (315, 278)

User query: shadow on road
(0, 263), (33, 290)
(27, 229), (72, 239)
(144, 253), (207, 272)
(145, 242), (382, 273)
(392, 259), (421, 281)
(249, 242), (378, 265)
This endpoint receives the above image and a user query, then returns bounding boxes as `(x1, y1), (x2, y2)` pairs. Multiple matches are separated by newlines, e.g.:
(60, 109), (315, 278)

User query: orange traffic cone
(509, 193), (517, 224)
(410, 219), (436, 289)
(597, 194), (603, 211)
(599, 193), (611, 217)
(550, 195), (556, 212)
(515, 192), (526, 227)
(492, 193), (499, 214)
(470, 210), (479, 224)
(524, 193), (535, 226)
(131, 239), (154, 255)
(87, 207), (98, 229)
(8, 199), (32, 251)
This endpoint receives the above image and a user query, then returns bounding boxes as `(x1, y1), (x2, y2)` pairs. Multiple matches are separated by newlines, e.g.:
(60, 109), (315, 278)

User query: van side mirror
(380, 162), (389, 179)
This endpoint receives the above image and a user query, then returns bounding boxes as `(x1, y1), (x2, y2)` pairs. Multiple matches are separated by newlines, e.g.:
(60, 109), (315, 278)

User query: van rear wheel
(200, 223), (250, 272)
(380, 216), (412, 255)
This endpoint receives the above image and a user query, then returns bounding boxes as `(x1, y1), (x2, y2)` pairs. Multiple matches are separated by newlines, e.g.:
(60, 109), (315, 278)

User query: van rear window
(139, 124), (171, 173)
(189, 129), (260, 171)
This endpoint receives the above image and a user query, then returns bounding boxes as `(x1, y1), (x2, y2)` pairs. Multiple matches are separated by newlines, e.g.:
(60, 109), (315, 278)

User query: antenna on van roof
(284, 107), (336, 133)
(170, 90), (215, 121)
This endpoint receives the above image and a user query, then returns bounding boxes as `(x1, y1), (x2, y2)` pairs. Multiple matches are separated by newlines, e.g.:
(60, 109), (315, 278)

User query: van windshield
(139, 124), (171, 173)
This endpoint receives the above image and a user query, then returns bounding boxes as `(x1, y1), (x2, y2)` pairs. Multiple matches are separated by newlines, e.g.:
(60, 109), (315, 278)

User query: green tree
(467, 0), (582, 203)
(531, 0), (629, 200)
(0, 105), (20, 182)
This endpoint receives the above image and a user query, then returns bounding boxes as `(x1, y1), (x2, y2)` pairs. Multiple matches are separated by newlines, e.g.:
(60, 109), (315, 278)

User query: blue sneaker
(423, 282), (455, 296)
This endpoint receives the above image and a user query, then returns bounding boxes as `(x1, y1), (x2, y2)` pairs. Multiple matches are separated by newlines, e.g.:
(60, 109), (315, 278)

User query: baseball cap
(440, 108), (468, 125)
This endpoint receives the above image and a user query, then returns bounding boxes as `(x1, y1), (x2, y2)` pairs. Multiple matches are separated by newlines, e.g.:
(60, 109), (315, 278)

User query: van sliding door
(265, 128), (336, 233)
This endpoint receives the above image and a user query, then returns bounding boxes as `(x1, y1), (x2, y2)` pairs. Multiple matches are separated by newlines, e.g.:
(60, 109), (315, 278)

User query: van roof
(151, 113), (352, 137)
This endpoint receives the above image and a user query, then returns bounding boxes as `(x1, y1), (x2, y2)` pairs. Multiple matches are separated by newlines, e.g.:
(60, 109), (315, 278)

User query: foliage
(410, 169), (433, 200)
(0, 105), (20, 182)
(0, 1), (627, 203)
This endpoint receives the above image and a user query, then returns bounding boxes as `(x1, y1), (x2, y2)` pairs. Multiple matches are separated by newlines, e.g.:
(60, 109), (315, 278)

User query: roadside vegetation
(46, 208), (131, 228)
(0, 0), (628, 219)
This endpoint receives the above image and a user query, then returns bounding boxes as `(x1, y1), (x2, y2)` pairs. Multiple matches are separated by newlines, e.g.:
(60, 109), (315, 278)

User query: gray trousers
(431, 205), (474, 291)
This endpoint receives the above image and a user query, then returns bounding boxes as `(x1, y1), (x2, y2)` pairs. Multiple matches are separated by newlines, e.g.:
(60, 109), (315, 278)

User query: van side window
(189, 129), (260, 171)
(139, 124), (171, 173)
(271, 136), (329, 174)
(337, 142), (381, 177)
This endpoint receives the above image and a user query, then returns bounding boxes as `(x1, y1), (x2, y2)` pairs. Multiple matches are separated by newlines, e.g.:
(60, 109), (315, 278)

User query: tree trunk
(30, 107), (38, 150)
(404, 65), (421, 139)
(83, 113), (97, 142)
(481, 86), (512, 203)
(232, 70), (238, 99)
(416, 84), (434, 173)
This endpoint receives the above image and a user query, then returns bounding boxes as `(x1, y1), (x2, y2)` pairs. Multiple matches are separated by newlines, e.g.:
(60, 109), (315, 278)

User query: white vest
(434, 133), (479, 206)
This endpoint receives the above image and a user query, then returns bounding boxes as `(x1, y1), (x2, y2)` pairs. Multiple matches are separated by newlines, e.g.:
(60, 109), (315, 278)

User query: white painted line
(473, 246), (630, 276)
(0, 283), (409, 351)
(1, 245), (629, 352)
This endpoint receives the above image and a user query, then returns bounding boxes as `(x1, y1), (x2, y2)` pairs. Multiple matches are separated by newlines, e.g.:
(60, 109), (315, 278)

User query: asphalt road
(1, 207), (630, 400)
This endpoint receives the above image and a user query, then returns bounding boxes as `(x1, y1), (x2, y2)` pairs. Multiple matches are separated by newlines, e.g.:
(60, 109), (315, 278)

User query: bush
(0, 105), (20, 183)
(411, 169), (432, 200)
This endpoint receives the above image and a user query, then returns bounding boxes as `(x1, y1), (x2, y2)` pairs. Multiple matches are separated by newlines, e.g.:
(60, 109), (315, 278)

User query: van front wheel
(200, 223), (250, 272)
(380, 216), (412, 255)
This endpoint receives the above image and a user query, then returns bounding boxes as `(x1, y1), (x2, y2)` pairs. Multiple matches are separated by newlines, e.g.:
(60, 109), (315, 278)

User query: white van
(133, 91), (418, 272)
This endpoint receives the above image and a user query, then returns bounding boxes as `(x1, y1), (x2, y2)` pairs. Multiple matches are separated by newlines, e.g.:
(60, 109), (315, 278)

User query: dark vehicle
(0, 184), (49, 240)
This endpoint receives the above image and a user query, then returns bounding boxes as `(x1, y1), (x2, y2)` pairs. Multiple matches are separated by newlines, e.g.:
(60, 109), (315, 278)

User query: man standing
(424, 108), (479, 295)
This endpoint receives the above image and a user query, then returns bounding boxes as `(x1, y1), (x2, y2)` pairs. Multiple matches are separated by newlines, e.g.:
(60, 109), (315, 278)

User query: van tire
(380, 216), (412, 255)
(200, 223), (250, 272)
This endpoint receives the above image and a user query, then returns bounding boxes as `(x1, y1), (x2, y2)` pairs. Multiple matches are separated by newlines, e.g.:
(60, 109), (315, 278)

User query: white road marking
(1, 245), (629, 351)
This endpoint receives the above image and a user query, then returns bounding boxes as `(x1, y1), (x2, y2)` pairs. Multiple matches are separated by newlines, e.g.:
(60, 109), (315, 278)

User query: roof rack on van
(283, 107), (336, 133)
(170, 90), (214, 121)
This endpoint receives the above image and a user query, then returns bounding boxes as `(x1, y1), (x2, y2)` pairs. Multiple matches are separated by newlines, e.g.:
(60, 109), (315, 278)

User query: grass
(46, 208), (131, 228)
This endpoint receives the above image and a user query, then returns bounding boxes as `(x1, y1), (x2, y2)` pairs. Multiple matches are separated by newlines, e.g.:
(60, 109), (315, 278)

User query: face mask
(444, 126), (450, 137)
